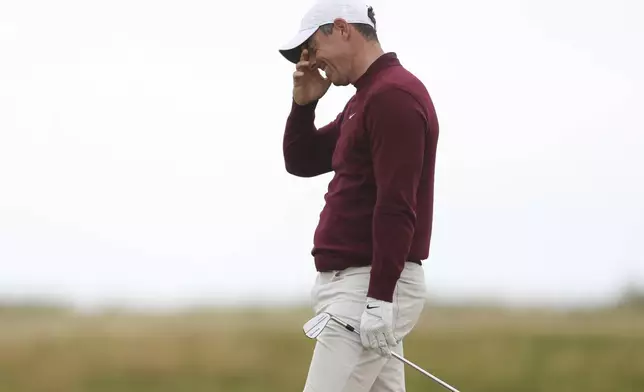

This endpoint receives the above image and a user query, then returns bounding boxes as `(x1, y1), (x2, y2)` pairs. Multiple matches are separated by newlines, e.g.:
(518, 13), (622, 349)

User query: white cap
(279, 0), (375, 64)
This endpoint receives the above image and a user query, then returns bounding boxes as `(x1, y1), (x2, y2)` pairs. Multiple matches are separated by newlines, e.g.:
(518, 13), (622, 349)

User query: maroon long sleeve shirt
(283, 53), (439, 302)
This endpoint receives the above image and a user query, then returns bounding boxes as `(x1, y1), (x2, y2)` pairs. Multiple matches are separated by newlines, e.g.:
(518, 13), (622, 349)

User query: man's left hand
(360, 297), (397, 357)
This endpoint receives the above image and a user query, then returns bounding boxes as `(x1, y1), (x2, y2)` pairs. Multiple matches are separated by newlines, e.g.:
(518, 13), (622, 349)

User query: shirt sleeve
(283, 99), (342, 177)
(364, 88), (428, 302)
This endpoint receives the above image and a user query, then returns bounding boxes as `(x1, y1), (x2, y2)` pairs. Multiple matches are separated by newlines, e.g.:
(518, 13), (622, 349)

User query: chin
(327, 70), (349, 87)
(331, 78), (350, 87)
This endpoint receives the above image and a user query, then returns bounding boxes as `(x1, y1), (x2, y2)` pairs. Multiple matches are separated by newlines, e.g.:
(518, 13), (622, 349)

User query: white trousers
(303, 262), (426, 392)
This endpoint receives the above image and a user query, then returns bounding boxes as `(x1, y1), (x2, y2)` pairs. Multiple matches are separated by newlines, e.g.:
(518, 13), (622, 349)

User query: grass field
(1, 303), (643, 392)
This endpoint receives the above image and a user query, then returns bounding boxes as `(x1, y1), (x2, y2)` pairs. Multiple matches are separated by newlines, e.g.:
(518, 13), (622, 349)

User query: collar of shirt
(353, 52), (400, 91)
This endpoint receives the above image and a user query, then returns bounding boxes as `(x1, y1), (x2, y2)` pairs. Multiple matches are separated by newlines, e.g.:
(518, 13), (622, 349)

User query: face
(306, 20), (354, 86)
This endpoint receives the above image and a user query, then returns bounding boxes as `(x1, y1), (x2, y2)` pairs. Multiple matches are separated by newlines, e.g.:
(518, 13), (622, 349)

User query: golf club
(303, 312), (462, 392)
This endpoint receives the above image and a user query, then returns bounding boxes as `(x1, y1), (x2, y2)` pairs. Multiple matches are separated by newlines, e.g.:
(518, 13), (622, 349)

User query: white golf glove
(359, 297), (397, 357)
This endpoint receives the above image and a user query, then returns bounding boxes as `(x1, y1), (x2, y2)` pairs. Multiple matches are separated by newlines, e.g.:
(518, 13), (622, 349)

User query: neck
(349, 40), (385, 84)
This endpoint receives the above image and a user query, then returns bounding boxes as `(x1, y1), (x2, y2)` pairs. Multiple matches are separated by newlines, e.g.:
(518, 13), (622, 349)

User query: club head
(303, 312), (332, 339)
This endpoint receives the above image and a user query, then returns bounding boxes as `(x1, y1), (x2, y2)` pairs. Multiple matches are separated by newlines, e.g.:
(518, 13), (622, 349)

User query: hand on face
(292, 48), (331, 106)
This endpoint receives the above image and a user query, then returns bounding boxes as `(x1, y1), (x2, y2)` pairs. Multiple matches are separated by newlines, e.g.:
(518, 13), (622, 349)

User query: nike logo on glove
(360, 298), (396, 358)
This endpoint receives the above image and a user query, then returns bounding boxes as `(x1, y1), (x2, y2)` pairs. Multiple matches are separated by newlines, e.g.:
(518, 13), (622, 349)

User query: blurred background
(1, 0), (643, 391)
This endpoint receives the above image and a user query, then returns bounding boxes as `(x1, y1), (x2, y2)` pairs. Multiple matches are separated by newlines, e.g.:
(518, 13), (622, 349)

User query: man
(279, 0), (439, 391)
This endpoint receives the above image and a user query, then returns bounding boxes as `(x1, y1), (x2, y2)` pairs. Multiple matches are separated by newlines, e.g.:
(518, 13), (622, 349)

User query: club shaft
(329, 315), (461, 392)
(391, 352), (460, 392)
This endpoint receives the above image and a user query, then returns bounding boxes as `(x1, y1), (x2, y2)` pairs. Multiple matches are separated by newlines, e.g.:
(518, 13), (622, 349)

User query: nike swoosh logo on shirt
(366, 304), (379, 309)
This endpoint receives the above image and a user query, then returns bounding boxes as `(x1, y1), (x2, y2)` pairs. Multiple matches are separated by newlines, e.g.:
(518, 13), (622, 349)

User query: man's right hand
(292, 48), (331, 106)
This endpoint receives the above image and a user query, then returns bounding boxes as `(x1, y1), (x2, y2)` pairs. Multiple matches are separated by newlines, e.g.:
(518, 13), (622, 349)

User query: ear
(332, 18), (351, 39)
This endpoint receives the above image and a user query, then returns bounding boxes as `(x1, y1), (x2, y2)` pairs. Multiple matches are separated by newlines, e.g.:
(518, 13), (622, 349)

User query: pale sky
(1, 0), (642, 309)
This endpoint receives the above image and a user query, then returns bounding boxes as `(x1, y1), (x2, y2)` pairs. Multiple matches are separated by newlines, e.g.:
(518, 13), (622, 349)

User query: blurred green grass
(1, 303), (643, 392)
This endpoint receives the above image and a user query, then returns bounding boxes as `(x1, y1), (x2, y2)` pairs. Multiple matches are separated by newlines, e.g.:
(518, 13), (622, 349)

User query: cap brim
(278, 27), (318, 64)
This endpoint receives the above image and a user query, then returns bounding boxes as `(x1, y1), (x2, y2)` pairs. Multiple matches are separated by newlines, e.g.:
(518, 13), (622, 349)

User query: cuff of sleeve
(367, 274), (398, 303)
(288, 99), (318, 123)
(292, 98), (318, 111)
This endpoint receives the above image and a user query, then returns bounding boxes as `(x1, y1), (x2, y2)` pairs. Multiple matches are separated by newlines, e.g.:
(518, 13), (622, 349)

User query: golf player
(279, 0), (439, 391)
